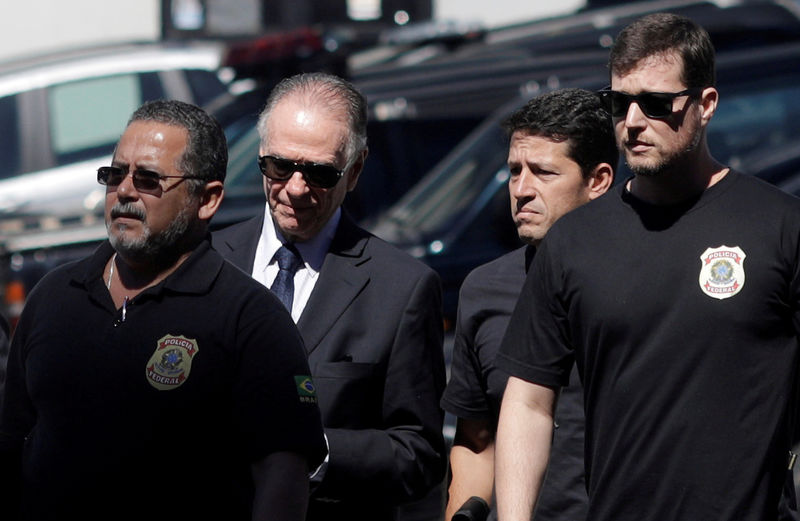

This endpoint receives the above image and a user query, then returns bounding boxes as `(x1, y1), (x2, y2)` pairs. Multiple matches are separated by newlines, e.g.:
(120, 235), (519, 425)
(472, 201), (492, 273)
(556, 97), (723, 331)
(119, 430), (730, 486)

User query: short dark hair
(257, 72), (368, 166)
(127, 99), (228, 196)
(503, 88), (618, 177)
(609, 13), (716, 88)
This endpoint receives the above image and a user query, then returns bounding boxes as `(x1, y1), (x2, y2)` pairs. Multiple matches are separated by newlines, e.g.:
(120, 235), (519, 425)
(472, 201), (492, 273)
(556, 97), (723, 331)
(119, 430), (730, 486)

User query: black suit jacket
(213, 213), (446, 521)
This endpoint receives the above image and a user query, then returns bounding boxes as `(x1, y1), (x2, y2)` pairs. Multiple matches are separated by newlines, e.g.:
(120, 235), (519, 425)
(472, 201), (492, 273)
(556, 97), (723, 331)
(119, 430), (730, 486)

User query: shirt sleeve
(442, 267), (502, 420)
(231, 298), (327, 469)
(441, 272), (494, 420)
(496, 238), (574, 389)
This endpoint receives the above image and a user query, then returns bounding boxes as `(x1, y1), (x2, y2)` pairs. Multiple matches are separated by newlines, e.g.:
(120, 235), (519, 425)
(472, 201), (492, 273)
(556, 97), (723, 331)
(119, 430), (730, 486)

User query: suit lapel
(214, 214), (264, 272)
(297, 216), (371, 355)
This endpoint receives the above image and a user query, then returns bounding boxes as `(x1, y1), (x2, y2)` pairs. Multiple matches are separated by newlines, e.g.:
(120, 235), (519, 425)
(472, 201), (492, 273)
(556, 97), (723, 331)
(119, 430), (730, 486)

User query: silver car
(0, 41), (231, 241)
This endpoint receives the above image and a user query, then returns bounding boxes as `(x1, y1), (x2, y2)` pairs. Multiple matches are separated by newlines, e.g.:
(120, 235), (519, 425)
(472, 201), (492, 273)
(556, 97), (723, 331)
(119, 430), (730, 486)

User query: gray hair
(257, 73), (368, 166)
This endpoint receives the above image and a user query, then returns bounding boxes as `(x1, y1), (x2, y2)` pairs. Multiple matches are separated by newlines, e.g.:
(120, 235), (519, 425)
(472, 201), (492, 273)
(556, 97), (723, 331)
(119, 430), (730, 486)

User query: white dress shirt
(252, 204), (341, 323)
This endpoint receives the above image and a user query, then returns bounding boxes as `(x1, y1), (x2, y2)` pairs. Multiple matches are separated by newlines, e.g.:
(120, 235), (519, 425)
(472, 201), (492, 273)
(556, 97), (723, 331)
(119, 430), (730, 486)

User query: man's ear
(197, 181), (224, 221)
(699, 86), (719, 127)
(587, 163), (614, 200)
(345, 148), (368, 192)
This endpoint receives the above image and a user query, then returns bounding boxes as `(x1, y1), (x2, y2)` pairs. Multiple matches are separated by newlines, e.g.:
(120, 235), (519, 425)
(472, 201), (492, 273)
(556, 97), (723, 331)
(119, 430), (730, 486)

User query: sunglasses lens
(304, 165), (341, 189)
(259, 156), (342, 188)
(602, 91), (676, 118)
(259, 156), (293, 180)
(132, 171), (163, 192)
(98, 167), (125, 186)
(639, 94), (673, 118)
(609, 93), (631, 118)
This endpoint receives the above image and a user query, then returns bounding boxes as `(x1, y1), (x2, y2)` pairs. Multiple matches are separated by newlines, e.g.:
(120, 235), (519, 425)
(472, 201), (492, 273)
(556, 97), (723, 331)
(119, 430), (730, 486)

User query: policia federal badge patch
(698, 245), (746, 300)
(146, 334), (199, 390)
(295, 375), (318, 404)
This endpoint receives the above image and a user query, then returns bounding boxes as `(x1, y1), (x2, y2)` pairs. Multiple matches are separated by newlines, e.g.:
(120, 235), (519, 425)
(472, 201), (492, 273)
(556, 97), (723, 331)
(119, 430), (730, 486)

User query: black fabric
(498, 171), (800, 521)
(453, 496), (490, 521)
(0, 239), (326, 520)
(441, 246), (587, 521)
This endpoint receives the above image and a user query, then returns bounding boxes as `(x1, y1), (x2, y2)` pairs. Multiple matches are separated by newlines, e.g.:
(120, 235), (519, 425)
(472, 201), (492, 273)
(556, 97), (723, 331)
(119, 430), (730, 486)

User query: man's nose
(624, 101), (648, 129)
(284, 170), (310, 195)
(513, 170), (538, 199)
(115, 171), (140, 199)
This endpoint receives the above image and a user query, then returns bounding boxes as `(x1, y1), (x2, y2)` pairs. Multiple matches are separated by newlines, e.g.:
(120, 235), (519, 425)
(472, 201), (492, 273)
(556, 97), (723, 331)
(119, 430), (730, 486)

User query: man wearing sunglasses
(213, 73), (446, 521)
(496, 13), (800, 521)
(0, 100), (327, 521)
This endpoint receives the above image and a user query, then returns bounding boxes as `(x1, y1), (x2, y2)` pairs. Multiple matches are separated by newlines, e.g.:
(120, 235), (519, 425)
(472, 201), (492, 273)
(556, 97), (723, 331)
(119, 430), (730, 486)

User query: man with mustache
(442, 88), (615, 521)
(0, 100), (326, 521)
(495, 13), (800, 521)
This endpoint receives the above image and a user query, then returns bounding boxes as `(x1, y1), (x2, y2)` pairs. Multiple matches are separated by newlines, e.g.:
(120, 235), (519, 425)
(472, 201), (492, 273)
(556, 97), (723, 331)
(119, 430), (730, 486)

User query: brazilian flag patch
(294, 375), (318, 404)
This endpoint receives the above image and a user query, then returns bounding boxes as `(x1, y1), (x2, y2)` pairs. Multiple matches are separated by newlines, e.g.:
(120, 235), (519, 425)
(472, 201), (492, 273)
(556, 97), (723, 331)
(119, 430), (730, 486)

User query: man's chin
(277, 224), (312, 243)
(626, 156), (667, 178)
(516, 226), (543, 246)
(273, 215), (315, 242)
(109, 236), (148, 258)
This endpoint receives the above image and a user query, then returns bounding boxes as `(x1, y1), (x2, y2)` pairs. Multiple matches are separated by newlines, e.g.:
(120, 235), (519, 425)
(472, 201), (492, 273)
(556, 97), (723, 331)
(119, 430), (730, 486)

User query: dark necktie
(270, 244), (302, 311)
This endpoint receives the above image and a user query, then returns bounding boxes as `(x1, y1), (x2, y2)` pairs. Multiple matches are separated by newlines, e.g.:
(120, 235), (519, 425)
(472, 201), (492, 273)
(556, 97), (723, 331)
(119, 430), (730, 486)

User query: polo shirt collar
(72, 237), (224, 296)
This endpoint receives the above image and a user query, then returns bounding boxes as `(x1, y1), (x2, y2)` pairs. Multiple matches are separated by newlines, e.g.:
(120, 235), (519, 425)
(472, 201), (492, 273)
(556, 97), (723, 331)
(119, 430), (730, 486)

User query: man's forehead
(612, 51), (684, 83)
(114, 120), (188, 165)
(509, 131), (568, 151)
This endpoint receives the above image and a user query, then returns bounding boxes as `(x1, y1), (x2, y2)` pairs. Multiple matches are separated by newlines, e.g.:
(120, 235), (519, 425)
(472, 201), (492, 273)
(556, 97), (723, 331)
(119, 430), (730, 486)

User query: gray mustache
(110, 203), (145, 221)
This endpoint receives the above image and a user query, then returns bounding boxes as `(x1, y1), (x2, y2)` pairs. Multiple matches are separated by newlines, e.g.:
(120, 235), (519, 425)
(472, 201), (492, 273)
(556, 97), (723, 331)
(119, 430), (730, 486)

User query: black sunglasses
(597, 87), (703, 119)
(258, 155), (344, 189)
(97, 166), (203, 196)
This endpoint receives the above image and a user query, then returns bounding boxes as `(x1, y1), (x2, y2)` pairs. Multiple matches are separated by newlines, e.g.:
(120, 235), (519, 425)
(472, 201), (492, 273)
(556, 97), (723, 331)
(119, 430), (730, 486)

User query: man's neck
(628, 151), (729, 206)
(107, 247), (194, 306)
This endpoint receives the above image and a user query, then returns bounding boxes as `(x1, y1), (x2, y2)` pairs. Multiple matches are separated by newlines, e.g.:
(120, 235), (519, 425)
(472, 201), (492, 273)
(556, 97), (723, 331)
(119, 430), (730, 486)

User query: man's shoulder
(544, 187), (622, 243)
(211, 215), (262, 246)
(197, 247), (292, 321)
(728, 170), (800, 206)
(462, 246), (527, 293)
(29, 249), (97, 295)
(338, 220), (439, 279)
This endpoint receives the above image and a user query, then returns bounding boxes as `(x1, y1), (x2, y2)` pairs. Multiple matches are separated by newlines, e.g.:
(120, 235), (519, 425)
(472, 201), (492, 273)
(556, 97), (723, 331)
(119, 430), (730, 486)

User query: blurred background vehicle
(0, 41), (232, 221)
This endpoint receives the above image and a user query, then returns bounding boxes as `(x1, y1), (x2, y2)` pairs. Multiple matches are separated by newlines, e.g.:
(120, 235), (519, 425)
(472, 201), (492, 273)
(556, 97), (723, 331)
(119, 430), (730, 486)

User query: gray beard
(108, 202), (194, 263)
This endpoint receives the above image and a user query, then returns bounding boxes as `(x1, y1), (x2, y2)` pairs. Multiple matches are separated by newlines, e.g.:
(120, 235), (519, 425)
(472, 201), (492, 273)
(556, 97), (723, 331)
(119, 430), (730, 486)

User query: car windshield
(371, 110), (511, 244)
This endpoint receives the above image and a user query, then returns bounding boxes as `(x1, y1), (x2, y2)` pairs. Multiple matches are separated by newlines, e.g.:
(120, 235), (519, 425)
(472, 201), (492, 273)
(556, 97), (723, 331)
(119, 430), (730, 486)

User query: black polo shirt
(0, 239), (326, 520)
(442, 246), (587, 521)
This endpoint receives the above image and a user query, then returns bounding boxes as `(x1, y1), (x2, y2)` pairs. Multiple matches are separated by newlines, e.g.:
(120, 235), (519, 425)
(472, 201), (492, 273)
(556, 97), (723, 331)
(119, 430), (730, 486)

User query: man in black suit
(213, 72), (447, 521)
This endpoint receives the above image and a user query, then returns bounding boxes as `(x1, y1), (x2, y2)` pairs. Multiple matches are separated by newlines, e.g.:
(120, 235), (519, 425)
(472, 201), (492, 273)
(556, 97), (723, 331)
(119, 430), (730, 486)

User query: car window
(184, 69), (227, 106)
(0, 94), (21, 180)
(385, 120), (509, 237)
(709, 76), (800, 168)
(48, 73), (162, 167)
(225, 121), (262, 195)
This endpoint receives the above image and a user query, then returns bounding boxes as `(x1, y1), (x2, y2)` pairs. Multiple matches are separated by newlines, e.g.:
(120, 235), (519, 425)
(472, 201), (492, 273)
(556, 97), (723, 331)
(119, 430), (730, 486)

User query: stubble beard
(108, 202), (195, 264)
(626, 124), (704, 178)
